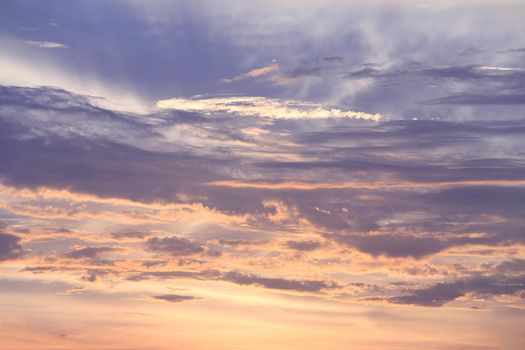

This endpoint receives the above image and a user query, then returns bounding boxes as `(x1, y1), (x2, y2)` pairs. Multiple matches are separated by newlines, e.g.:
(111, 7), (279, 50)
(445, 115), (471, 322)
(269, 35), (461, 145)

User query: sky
(0, 1), (525, 349)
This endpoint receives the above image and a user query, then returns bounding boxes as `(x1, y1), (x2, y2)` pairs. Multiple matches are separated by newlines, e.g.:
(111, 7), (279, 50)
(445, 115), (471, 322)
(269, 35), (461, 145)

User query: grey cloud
(111, 231), (150, 240)
(346, 64), (525, 85)
(390, 275), (525, 307)
(345, 67), (385, 79)
(142, 260), (167, 268)
(79, 268), (117, 282)
(21, 266), (59, 273)
(285, 240), (323, 252)
(146, 236), (204, 257)
(126, 269), (222, 282)
(288, 66), (322, 78)
(21, 265), (119, 282)
(218, 239), (268, 247)
(65, 246), (117, 259)
(129, 269), (337, 293)
(343, 63), (525, 118)
(285, 56), (345, 79)
(223, 271), (337, 292)
(421, 65), (525, 83)
(320, 56), (344, 63)
(329, 234), (445, 259)
(0, 233), (24, 261)
(494, 259), (525, 275)
(152, 294), (196, 303)
(82, 274), (98, 282)
(0, 85), (230, 203)
(428, 93), (525, 105)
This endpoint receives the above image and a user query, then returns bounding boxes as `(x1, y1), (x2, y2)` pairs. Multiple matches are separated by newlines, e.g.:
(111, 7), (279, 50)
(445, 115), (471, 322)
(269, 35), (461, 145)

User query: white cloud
(156, 96), (382, 121)
(477, 66), (525, 72)
(23, 40), (68, 49)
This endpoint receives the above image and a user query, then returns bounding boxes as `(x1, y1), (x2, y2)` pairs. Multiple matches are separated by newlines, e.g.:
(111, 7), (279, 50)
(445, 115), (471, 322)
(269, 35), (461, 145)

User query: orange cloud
(208, 179), (525, 191)
(221, 62), (281, 83)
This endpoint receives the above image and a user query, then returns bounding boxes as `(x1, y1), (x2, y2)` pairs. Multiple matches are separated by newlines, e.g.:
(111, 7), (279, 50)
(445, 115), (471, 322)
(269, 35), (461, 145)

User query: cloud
(0, 86), (231, 204)
(1, 3), (525, 346)
(146, 236), (204, 257)
(111, 231), (150, 240)
(428, 94), (525, 105)
(1, 83), (525, 306)
(156, 96), (382, 121)
(222, 62), (281, 83)
(285, 240), (323, 251)
(329, 234), (446, 259)
(65, 246), (118, 259)
(133, 269), (338, 293)
(217, 239), (268, 247)
(272, 56), (345, 84)
(0, 233), (24, 261)
(126, 269), (222, 282)
(223, 271), (337, 292)
(208, 179), (525, 191)
(347, 65), (525, 82)
(343, 63), (525, 119)
(390, 275), (525, 307)
(263, 200), (297, 223)
(152, 294), (196, 303)
(23, 40), (68, 49)
(494, 259), (525, 275)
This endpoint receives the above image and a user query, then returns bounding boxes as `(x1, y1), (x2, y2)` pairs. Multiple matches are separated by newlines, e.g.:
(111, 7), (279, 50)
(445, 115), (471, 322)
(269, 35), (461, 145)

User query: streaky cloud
(152, 294), (196, 303)
(23, 40), (68, 49)
(223, 271), (338, 292)
(156, 96), (383, 121)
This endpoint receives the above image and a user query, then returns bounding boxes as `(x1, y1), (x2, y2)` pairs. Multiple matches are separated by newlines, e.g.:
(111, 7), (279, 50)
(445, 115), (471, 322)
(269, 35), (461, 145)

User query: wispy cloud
(156, 96), (382, 121)
(152, 294), (196, 303)
(23, 40), (68, 49)
(222, 62), (281, 83)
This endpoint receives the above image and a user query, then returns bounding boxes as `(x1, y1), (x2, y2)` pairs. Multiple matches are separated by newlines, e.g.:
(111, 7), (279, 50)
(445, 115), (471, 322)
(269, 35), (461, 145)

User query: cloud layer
(1, 2), (524, 349)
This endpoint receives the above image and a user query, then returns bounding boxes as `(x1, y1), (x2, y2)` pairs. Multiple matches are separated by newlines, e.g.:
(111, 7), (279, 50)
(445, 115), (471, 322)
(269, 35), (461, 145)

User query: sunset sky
(1, 1), (525, 349)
